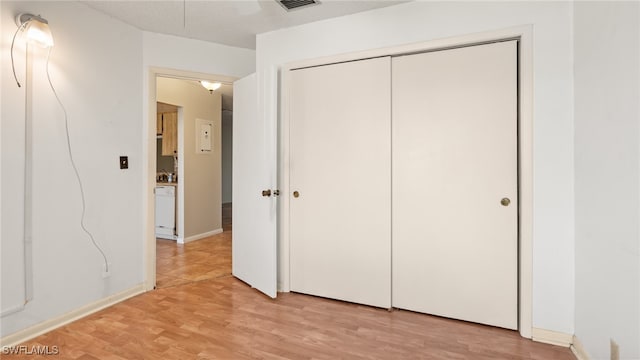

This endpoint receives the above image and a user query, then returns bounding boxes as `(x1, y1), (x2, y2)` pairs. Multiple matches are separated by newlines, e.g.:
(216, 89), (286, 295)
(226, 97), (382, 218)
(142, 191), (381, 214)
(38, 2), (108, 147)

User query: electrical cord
(10, 21), (28, 87)
(45, 48), (110, 273)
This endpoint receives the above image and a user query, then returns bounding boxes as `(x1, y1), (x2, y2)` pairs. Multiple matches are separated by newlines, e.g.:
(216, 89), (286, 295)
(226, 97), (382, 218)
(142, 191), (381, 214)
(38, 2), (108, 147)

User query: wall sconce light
(17, 13), (54, 48)
(200, 80), (222, 93)
(3, 12), (55, 316)
(11, 13), (55, 87)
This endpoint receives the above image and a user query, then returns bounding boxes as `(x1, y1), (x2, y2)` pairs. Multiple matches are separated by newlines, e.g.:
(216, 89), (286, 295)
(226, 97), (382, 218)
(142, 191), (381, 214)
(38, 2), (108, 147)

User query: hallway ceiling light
(201, 80), (222, 93)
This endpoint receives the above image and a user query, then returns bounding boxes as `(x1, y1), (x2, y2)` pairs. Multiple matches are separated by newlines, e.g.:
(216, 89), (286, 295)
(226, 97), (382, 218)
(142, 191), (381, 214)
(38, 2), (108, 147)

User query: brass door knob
(501, 197), (511, 206)
(262, 189), (271, 197)
(293, 191), (300, 198)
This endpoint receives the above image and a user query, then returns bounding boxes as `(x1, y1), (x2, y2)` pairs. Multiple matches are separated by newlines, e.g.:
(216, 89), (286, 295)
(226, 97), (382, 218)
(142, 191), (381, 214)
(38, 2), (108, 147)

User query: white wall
(574, 2), (640, 359)
(157, 78), (222, 238)
(143, 32), (255, 78)
(257, 1), (575, 334)
(221, 109), (233, 204)
(0, 1), (256, 340)
(1, 1), (143, 337)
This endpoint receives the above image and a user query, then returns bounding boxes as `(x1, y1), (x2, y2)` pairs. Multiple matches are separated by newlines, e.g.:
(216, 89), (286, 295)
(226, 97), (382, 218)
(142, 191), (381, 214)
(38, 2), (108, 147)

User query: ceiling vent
(277, 0), (320, 11)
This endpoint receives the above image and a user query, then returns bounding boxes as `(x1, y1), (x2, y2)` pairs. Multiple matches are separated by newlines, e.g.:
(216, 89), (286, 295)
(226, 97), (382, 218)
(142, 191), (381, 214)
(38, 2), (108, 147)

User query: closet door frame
(279, 25), (533, 339)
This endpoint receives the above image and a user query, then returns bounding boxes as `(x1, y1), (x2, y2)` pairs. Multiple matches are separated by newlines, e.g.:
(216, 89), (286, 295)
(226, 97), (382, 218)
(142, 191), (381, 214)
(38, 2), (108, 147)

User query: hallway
(155, 203), (232, 289)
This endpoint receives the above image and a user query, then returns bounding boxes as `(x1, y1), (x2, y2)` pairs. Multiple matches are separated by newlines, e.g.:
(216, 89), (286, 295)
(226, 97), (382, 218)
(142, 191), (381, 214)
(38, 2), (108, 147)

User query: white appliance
(155, 185), (176, 240)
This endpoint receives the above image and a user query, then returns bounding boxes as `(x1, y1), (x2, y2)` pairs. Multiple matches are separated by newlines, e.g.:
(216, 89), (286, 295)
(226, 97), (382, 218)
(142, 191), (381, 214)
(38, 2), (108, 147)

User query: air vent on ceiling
(277, 0), (320, 11)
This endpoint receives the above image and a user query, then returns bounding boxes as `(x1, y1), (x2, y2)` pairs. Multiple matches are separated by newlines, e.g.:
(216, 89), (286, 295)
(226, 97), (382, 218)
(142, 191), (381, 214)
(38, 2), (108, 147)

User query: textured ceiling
(83, 0), (407, 50)
(85, 0), (405, 110)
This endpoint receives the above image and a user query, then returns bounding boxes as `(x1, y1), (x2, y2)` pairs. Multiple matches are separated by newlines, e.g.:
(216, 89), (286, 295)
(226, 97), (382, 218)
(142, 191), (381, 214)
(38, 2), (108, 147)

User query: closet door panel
(392, 41), (518, 329)
(290, 57), (391, 308)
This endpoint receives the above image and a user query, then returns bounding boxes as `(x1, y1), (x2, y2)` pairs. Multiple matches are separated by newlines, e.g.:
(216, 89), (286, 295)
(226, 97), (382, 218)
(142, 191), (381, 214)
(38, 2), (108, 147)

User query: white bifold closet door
(392, 41), (518, 329)
(289, 57), (392, 308)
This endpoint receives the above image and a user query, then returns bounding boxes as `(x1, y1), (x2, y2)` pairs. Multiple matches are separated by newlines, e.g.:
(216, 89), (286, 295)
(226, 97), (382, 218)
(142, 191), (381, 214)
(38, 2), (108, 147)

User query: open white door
(232, 73), (277, 298)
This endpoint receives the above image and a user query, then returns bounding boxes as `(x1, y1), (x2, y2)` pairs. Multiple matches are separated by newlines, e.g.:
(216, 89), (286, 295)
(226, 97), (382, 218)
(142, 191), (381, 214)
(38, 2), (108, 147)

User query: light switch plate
(120, 156), (129, 169)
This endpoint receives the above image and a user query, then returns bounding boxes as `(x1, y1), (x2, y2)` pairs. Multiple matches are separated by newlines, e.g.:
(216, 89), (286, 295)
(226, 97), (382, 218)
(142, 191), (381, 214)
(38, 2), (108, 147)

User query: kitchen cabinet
(159, 112), (177, 156)
(156, 113), (163, 135)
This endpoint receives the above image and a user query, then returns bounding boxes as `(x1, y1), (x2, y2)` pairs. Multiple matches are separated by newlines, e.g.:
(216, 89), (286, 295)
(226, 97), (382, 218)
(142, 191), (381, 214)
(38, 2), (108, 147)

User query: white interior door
(392, 41), (518, 329)
(232, 73), (277, 298)
(289, 57), (391, 308)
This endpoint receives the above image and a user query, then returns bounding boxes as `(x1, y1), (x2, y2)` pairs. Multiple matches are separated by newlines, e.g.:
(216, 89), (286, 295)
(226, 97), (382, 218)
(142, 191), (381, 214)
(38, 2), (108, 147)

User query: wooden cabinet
(156, 113), (163, 135)
(159, 112), (177, 156)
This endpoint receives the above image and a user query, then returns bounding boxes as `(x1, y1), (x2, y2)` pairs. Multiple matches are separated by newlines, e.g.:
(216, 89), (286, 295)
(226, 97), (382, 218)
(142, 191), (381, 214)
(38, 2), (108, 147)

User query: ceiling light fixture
(200, 80), (222, 93)
(11, 13), (55, 87)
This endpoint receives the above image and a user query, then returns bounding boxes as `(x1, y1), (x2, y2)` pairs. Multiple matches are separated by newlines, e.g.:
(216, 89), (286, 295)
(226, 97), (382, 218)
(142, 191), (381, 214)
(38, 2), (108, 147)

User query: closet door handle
(262, 190), (272, 197)
(501, 197), (511, 206)
(293, 191), (300, 198)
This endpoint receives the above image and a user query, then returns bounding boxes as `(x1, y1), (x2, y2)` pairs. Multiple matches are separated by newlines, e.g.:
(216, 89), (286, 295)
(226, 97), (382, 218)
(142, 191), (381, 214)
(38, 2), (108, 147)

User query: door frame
(143, 67), (237, 290)
(279, 25), (533, 338)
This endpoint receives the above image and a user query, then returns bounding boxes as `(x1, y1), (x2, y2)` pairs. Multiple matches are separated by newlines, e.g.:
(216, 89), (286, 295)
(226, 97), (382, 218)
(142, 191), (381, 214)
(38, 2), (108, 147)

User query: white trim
(155, 233), (177, 241)
(279, 25), (534, 338)
(571, 335), (591, 360)
(181, 228), (223, 244)
(517, 25), (534, 340)
(279, 67), (291, 293)
(531, 328), (574, 347)
(0, 284), (145, 348)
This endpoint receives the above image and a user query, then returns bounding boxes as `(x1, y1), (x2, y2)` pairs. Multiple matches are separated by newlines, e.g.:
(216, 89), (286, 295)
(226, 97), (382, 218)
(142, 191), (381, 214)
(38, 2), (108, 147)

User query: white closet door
(290, 57), (391, 308)
(392, 41), (518, 329)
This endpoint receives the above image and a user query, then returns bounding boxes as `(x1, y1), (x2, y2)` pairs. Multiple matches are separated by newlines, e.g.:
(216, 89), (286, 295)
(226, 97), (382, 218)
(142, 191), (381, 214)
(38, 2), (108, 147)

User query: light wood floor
(8, 203), (576, 359)
(155, 203), (233, 289)
(156, 234), (231, 288)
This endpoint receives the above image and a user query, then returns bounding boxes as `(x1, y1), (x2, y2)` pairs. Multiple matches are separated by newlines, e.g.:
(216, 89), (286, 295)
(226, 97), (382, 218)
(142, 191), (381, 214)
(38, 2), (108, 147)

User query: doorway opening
(147, 70), (237, 289)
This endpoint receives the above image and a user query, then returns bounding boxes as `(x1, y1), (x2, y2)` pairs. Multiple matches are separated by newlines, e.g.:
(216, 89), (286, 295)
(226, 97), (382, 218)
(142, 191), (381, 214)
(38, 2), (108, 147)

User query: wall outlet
(610, 339), (620, 360)
(102, 262), (112, 279)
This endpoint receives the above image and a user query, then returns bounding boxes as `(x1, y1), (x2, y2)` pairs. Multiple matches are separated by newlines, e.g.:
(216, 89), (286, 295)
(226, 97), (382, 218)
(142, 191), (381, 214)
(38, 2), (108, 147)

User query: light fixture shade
(17, 14), (54, 48)
(201, 81), (222, 92)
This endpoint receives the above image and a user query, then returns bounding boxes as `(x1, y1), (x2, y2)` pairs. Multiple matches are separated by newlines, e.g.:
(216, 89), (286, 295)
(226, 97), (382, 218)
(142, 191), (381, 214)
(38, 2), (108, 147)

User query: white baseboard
(531, 328), (573, 347)
(0, 284), (145, 348)
(571, 335), (591, 360)
(182, 228), (223, 244)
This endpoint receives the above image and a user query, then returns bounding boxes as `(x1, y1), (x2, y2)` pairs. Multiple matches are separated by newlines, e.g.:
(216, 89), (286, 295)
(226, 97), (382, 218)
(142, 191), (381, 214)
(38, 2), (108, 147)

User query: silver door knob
(501, 197), (511, 206)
